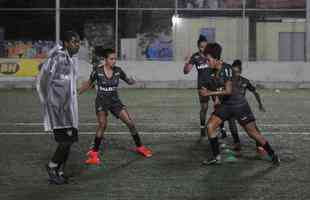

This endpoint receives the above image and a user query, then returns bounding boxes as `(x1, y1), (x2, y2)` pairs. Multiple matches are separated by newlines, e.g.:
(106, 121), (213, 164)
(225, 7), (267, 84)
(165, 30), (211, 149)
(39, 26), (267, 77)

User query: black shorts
(197, 82), (211, 103)
(197, 78), (214, 103)
(213, 103), (256, 126)
(95, 97), (125, 118)
(198, 91), (210, 103)
(53, 128), (78, 143)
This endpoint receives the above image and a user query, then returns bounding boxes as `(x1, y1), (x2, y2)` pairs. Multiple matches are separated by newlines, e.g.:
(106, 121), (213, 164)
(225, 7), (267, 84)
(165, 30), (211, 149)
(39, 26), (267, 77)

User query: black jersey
(235, 76), (256, 97)
(89, 65), (128, 101)
(211, 63), (247, 106)
(189, 52), (213, 89)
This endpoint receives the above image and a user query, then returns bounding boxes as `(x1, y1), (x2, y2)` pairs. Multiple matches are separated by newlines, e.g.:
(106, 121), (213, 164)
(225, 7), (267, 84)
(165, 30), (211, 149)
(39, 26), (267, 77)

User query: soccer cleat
(85, 150), (101, 165)
(225, 154), (238, 162)
(202, 155), (222, 165)
(46, 164), (66, 185)
(58, 171), (69, 184)
(135, 145), (153, 157)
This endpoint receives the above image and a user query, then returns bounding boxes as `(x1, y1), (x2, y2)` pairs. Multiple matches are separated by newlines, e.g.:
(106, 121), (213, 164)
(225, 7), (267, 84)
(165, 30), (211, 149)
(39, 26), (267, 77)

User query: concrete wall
(1, 60), (310, 89)
(81, 61), (310, 89)
(256, 21), (305, 61)
(173, 17), (249, 61)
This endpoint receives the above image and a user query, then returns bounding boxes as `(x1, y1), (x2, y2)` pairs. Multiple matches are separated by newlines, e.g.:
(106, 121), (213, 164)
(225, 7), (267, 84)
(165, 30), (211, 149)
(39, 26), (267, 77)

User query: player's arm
(78, 70), (96, 95)
(183, 63), (194, 74)
(183, 54), (194, 74)
(199, 81), (232, 97)
(120, 68), (136, 85)
(247, 81), (266, 112)
(78, 80), (93, 95)
(199, 67), (233, 97)
(36, 57), (56, 103)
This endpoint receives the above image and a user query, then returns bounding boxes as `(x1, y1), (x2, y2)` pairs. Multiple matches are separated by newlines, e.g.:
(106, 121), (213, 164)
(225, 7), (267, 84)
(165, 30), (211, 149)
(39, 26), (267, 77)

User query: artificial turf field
(0, 88), (309, 200)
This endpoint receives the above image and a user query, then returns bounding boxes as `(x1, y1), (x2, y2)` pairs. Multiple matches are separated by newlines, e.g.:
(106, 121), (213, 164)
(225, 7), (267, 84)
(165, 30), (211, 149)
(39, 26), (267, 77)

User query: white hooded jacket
(36, 45), (79, 131)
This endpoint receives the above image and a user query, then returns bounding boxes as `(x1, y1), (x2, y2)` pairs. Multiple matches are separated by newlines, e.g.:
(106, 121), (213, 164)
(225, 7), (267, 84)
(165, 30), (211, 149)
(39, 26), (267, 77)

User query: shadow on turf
(198, 158), (279, 200)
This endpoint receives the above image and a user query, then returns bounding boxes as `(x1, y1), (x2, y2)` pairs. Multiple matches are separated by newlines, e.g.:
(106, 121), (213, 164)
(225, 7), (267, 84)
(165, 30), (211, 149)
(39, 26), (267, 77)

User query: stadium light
(172, 14), (181, 25)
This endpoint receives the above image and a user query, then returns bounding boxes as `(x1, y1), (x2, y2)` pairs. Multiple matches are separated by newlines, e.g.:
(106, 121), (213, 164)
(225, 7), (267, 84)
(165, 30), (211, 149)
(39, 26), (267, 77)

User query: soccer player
(183, 35), (227, 139)
(78, 48), (152, 165)
(230, 59), (267, 154)
(199, 43), (280, 165)
(36, 31), (81, 184)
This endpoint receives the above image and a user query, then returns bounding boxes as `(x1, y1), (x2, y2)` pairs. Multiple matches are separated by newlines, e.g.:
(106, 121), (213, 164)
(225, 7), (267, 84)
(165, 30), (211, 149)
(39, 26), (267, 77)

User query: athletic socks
(262, 142), (275, 157)
(209, 137), (220, 157)
(200, 126), (206, 137)
(93, 136), (102, 152)
(129, 126), (142, 147)
(228, 119), (240, 144)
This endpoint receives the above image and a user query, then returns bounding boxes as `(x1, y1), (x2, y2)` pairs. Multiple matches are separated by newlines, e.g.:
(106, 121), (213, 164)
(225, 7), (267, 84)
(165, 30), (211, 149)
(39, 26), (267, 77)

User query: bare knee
(126, 120), (135, 130)
(98, 121), (107, 131)
(207, 122), (217, 137)
(200, 104), (208, 113)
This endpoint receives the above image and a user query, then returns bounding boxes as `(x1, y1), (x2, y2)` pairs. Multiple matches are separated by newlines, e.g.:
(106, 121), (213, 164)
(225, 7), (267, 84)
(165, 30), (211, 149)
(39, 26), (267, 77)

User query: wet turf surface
(0, 89), (309, 200)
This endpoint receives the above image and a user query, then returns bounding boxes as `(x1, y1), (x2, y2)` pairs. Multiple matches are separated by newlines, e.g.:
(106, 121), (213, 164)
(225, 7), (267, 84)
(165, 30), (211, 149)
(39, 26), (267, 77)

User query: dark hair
(197, 35), (207, 47)
(62, 31), (80, 42)
(95, 47), (115, 58)
(232, 59), (242, 72)
(204, 42), (222, 60)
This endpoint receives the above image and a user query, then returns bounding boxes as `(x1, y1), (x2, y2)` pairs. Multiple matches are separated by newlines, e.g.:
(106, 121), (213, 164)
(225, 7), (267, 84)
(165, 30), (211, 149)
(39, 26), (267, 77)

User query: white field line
(1, 122), (310, 127)
(0, 131), (309, 135)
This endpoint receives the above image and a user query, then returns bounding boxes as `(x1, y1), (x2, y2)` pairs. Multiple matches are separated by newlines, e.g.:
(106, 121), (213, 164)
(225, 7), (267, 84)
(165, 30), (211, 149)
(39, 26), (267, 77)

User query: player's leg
(203, 114), (224, 165)
(228, 118), (241, 149)
(242, 122), (279, 165)
(118, 108), (152, 157)
(57, 128), (78, 181)
(199, 94), (209, 138)
(85, 111), (108, 165)
(236, 104), (280, 165)
(46, 128), (74, 184)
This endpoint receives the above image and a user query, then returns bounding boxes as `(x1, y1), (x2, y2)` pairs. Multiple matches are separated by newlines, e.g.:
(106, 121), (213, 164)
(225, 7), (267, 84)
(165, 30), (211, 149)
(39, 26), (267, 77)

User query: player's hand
(259, 105), (266, 112)
(213, 96), (220, 105)
(184, 51), (191, 62)
(199, 87), (209, 97)
(128, 76), (136, 85)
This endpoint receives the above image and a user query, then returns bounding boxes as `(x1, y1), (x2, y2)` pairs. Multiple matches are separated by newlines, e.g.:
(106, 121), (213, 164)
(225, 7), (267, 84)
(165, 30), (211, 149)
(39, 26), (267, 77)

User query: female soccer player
(183, 35), (227, 139)
(230, 59), (267, 154)
(79, 48), (152, 165)
(199, 43), (280, 165)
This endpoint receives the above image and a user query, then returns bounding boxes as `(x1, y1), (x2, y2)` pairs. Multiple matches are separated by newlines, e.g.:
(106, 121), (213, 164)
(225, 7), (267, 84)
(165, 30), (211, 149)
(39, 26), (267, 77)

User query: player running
(199, 43), (280, 165)
(78, 48), (152, 165)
